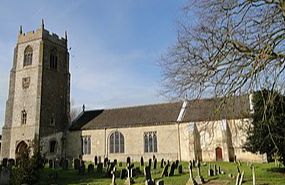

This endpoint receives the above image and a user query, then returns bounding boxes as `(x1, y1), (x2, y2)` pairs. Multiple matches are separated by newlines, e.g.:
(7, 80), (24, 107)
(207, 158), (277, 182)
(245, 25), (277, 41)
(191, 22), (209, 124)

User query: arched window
(49, 140), (57, 153)
(50, 48), (58, 70)
(81, 136), (91, 155)
(144, 131), (157, 153)
(109, 131), (124, 153)
(21, 110), (27, 125)
(23, 46), (33, 67)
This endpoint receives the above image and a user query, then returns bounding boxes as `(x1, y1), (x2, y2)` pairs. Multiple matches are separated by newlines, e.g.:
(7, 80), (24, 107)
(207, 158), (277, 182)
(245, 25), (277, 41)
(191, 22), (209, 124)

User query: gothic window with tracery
(23, 46), (33, 67)
(81, 136), (91, 155)
(50, 49), (58, 70)
(144, 131), (157, 153)
(109, 131), (124, 153)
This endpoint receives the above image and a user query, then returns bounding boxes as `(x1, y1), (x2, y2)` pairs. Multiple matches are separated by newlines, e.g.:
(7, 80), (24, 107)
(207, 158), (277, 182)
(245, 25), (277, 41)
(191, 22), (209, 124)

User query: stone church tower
(1, 21), (70, 159)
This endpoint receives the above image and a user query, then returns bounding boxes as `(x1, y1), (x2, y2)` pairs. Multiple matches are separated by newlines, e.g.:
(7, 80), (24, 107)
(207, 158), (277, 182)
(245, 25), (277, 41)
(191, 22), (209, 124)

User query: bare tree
(161, 0), (285, 98)
(70, 99), (81, 123)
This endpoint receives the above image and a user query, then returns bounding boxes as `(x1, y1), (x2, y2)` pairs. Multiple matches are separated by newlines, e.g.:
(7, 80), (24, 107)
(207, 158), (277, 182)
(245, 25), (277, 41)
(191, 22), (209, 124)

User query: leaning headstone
(235, 173), (240, 185)
(238, 171), (244, 185)
(107, 162), (115, 177)
(114, 159), (117, 166)
(156, 180), (164, 185)
(168, 162), (176, 176)
(153, 158), (157, 169)
(94, 156), (98, 165)
(120, 168), (127, 179)
(160, 163), (169, 177)
(218, 166), (221, 174)
(160, 158), (164, 168)
(175, 160), (179, 168)
(195, 161), (205, 184)
(186, 161), (197, 185)
(111, 166), (116, 185)
(125, 163), (135, 185)
(208, 164), (213, 176)
(97, 162), (103, 173)
(236, 166), (240, 174)
(178, 164), (183, 174)
(140, 156), (144, 167)
(74, 159), (80, 170)
(144, 166), (154, 185)
(88, 164), (94, 174)
(104, 157), (108, 167)
(148, 158), (152, 168)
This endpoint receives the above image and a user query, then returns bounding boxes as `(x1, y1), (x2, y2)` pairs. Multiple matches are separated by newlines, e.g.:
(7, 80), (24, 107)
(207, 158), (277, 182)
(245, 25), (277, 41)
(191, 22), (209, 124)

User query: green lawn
(38, 162), (285, 185)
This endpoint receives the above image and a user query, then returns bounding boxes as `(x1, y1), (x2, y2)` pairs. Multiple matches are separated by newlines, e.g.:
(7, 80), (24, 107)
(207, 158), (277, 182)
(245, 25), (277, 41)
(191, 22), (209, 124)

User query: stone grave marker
(186, 161), (197, 185)
(208, 164), (213, 176)
(218, 166), (221, 174)
(114, 159), (117, 166)
(7, 159), (15, 168)
(160, 163), (169, 177)
(74, 159), (80, 170)
(160, 158), (164, 168)
(88, 164), (94, 174)
(107, 162), (115, 177)
(127, 156), (131, 165)
(94, 156), (98, 165)
(195, 161), (205, 184)
(178, 164), (183, 174)
(78, 160), (85, 175)
(153, 158), (157, 169)
(120, 168), (127, 179)
(175, 160), (179, 169)
(238, 171), (244, 185)
(235, 173), (240, 185)
(144, 166), (154, 185)
(98, 156), (102, 163)
(2, 158), (8, 167)
(168, 162), (176, 176)
(252, 166), (256, 185)
(104, 157), (108, 167)
(63, 159), (68, 170)
(49, 159), (53, 169)
(149, 158), (152, 168)
(125, 163), (135, 185)
(111, 166), (116, 185)
(140, 156), (144, 167)
(156, 180), (164, 185)
(119, 162), (123, 167)
(97, 162), (103, 173)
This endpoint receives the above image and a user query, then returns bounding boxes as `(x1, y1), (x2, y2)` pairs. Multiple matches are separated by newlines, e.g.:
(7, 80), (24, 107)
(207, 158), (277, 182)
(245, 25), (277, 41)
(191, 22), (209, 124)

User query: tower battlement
(18, 24), (67, 47)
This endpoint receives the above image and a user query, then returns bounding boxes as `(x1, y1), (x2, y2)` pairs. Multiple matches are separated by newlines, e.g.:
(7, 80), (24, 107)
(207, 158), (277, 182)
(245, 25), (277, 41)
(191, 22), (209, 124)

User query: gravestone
(94, 156), (98, 165)
(49, 159), (53, 169)
(114, 159), (117, 166)
(160, 163), (169, 177)
(208, 164), (213, 176)
(218, 166), (221, 174)
(107, 162), (115, 177)
(2, 158), (8, 167)
(63, 159), (68, 170)
(153, 158), (157, 169)
(120, 169), (127, 179)
(125, 163), (135, 185)
(74, 159), (80, 170)
(97, 162), (103, 173)
(213, 164), (217, 176)
(194, 161), (205, 184)
(160, 158), (164, 168)
(156, 180), (164, 185)
(168, 162), (176, 176)
(235, 173), (240, 185)
(104, 157), (108, 167)
(140, 156), (144, 167)
(252, 166), (256, 185)
(98, 156), (102, 163)
(238, 171), (244, 185)
(88, 164), (94, 174)
(111, 166), (116, 185)
(192, 159), (196, 167)
(178, 164), (183, 174)
(148, 158), (152, 168)
(119, 162), (123, 167)
(127, 156), (131, 165)
(175, 160), (179, 169)
(7, 159), (15, 167)
(132, 167), (141, 177)
(186, 161), (197, 185)
(78, 160), (85, 175)
(144, 166), (154, 185)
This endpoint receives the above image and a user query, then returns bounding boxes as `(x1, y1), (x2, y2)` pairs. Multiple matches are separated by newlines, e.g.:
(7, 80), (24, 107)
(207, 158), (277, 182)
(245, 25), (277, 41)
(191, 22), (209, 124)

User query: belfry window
(21, 110), (27, 125)
(109, 131), (124, 153)
(81, 136), (91, 155)
(50, 49), (58, 70)
(144, 131), (157, 153)
(23, 46), (33, 67)
(49, 140), (57, 153)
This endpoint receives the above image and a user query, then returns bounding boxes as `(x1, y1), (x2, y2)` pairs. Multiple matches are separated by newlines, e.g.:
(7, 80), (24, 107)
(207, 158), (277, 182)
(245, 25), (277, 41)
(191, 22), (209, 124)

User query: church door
(15, 141), (28, 159)
(215, 147), (223, 161)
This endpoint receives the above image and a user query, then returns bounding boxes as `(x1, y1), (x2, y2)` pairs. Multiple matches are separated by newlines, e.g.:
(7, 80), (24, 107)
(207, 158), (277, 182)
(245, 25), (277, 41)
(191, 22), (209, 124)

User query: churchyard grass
(38, 161), (285, 185)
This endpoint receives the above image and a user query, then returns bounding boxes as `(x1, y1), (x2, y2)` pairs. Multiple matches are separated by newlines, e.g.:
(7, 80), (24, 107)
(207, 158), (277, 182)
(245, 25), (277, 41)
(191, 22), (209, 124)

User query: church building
(1, 24), (266, 163)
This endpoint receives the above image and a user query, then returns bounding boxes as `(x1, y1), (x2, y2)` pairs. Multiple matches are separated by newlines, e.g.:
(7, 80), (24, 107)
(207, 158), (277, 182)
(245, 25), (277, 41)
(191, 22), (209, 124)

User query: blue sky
(0, 0), (186, 126)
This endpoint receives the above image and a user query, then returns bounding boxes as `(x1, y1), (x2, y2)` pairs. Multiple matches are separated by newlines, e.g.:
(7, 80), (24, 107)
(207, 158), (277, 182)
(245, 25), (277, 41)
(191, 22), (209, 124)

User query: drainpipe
(177, 123), (182, 161)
